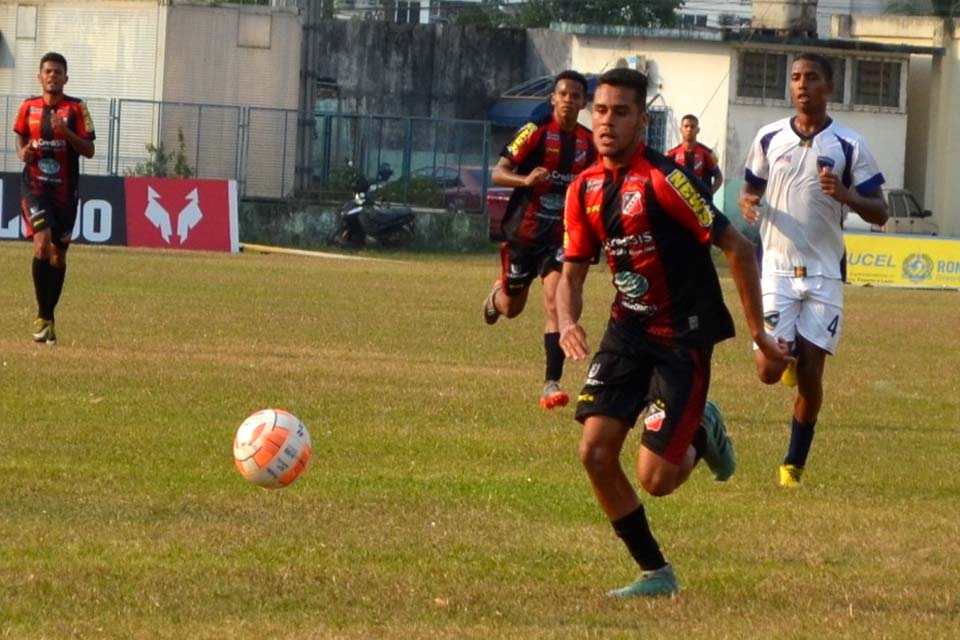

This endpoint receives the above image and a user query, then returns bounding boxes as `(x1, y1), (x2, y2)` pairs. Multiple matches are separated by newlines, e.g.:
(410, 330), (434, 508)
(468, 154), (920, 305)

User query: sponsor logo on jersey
(621, 189), (643, 218)
(550, 170), (577, 184)
(546, 132), (560, 142)
(507, 123), (538, 157)
(586, 204), (601, 215)
(605, 232), (655, 257)
(613, 271), (650, 299)
(666, 170), (713, 227)
(586, 178), (604, 193)
(540, 193), (564, 212)
(37, 158), (60, 175)
(575, 148), (587, 164)
(644, 401), (666, 433)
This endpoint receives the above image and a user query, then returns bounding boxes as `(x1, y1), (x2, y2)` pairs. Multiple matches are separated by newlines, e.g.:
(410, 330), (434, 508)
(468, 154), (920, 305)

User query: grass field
(1, 241), (958, 639)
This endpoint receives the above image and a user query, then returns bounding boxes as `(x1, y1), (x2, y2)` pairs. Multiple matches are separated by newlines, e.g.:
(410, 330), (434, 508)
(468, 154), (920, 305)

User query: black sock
(692, 425), (707, 462)
(544, 332), (564, 381)
(32, 257), (53, 320)
(784, 417), (816, 467)
(611, 504), (666, 571)
(48, 263), (66, 321)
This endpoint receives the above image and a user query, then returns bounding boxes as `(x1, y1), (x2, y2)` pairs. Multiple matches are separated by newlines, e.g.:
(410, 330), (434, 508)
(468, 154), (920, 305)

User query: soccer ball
(233, 409), (312, 488)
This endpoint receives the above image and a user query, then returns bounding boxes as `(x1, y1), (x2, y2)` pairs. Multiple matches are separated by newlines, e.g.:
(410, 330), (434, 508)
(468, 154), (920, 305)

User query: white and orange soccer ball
(233, 409), (312, 488)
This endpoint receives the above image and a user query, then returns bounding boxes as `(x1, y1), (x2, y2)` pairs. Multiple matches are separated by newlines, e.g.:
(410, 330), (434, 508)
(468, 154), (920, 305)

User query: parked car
(844, 188), (938, 235)
(407, 165), (506, 213)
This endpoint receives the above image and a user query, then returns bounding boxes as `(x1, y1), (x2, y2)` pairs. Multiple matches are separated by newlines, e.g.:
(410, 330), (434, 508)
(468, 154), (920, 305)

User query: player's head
(38, 52), (68, 95)
(592, 68), (649, 164)
(680, 114), (700, 144)
(551, 70), (588, 128)
(791, 53), (833, 114)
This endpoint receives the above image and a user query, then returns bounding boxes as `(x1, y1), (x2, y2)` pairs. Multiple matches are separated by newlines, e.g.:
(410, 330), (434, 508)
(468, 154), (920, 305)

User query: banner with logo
(0, 173), (238, 253)
(844, 232), (960, 289)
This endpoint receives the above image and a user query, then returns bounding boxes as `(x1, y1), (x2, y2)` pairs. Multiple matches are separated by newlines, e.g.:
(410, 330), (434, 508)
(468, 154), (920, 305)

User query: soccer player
(481, 70), (596, 409)
(557, 68), (790, 597)
(14, 52), (96, 344)
(665, 114), (723, 194)
(738, 53), (888, 487)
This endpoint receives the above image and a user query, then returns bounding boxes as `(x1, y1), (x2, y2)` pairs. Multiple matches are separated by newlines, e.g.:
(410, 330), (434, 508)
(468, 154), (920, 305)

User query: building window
(646, 108), (668, 153)
(681, 14), (708, 27)
(16, 4), (37, 40)
(737, 51), (787, 100)
(854, 60), (901, 108)
(826, 56), (846, 105)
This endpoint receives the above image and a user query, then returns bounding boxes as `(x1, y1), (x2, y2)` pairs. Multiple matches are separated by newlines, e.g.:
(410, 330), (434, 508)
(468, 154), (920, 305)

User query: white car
(844, 188), (938, 235)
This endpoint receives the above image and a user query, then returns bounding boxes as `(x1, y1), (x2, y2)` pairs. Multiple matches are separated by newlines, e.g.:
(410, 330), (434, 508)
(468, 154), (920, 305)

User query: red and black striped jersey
(500, 114), (596, 246)
(665, 142), (720, 183)
(564, 143), (735, 347)
(13, 95), (96, 207)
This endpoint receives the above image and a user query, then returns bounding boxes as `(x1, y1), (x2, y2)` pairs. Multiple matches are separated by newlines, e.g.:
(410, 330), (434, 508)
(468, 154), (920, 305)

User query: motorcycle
(329, 163), (416, 249)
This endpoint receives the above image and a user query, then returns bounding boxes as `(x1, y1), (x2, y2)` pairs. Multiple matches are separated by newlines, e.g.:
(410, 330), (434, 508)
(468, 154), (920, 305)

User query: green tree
(125, 128), (194, 179)
(886, 0), (959, 16)
(510, 0), (685, 28)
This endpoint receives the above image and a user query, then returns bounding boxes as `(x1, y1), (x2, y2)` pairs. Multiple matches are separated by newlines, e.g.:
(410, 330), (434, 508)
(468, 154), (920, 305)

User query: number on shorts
(827, 314), (839, 337)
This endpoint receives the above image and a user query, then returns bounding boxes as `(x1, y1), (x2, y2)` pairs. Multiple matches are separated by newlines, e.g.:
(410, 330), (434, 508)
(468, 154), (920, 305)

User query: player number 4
(827, 315), (839, 337)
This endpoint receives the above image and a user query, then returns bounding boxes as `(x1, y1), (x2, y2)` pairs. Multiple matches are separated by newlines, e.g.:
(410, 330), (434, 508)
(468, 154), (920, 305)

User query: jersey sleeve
(705, 147), (722, 177)
(744, 130), (770, 187)
(651, 165), (718, 244)
(851, 138), (884, 195)
(500, 122), (541, 165)
(563, 178), (600, 262)
(74, 100), (96, 140)
(12, 100), (30, 137)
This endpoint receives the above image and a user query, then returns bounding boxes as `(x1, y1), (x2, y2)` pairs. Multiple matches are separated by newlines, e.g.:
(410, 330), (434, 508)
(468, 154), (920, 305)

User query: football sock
(544, 332), (564, 381)
(692, 425), (707, 462)
(48, 263), (66, 321)
(612, 504), (666, 571)
(32, 257), (52, 320)
(784, 417), (816, 467)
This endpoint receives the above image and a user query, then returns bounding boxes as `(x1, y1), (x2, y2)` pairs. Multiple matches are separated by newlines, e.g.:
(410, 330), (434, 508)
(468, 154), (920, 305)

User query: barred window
(826, 56), (846, 104)
(646, 109), (668, 152)
(854, 60), (901, 108)
(737, 52), (788, 100)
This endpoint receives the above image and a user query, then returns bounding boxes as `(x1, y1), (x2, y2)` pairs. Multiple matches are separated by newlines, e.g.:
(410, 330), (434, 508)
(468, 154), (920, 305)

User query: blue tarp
(487, 98), (552, 128)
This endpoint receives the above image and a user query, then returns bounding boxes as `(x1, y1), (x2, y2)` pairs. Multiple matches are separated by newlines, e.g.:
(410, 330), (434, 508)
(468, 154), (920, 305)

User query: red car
(408, 165), (510, 240)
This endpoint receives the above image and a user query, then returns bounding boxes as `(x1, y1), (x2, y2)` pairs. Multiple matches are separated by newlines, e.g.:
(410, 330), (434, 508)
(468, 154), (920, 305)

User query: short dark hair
(553, 70), (588, 96)
(597, 68), (648, 109)
(40, 52), (67, 73)
(681, 114), (699, 125)
(794, 52), (832, 83)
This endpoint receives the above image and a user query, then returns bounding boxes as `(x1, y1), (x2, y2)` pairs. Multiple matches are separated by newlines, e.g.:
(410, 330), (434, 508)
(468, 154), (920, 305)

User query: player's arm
(819, 172), (887, 226)
(557, 260), (591, 361)
(710, 167), (724, 194)
(492, 155), (548, 189)
(15, 134), (36, 163)
(713, 222), (791, 366)
(51, 112), (94, 158)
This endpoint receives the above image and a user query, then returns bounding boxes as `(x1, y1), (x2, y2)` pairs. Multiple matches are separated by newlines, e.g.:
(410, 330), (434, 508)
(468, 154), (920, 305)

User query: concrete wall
(525, 28), (574, 78)
(308, 20), (528, 120)
(835, 15), (959, 237)
(567, 36), (733, 203)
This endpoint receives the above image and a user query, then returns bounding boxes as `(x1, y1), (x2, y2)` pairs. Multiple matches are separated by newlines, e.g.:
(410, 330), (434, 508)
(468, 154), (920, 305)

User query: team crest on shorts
(644, 401), (666, 433)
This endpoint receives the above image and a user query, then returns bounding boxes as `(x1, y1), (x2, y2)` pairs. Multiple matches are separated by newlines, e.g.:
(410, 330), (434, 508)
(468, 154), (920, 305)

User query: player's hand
(738, 192), (762, 224)
(50, 111), (68, 133)
(19, 144), (36, 164)
(559, 323), (590, 361)
(756, 333), (795, 369)
(818, 166), (851, 205)
(524, 166), (550, 187)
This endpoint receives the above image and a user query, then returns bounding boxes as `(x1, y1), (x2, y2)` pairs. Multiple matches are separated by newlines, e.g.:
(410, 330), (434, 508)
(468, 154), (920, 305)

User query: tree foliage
(456, 0), (685, 29)
(886, 0), (959, 16)
(125, 128), (194, 179)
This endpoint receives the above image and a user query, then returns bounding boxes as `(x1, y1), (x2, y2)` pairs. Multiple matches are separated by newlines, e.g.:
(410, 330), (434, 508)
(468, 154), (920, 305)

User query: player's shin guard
(612, 504), (666, 572)
(544, 332), (564, 382)
(32, 257), (53, 320)
(48, 263), (66, 320)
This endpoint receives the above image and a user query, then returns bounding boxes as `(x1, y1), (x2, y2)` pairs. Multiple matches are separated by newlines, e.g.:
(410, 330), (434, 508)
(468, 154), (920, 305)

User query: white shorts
(755, 275), (844, 355)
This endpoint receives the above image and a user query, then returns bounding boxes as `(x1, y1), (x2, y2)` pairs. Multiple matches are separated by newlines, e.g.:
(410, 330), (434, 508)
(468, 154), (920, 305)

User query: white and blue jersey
(744, 117), (884, 280)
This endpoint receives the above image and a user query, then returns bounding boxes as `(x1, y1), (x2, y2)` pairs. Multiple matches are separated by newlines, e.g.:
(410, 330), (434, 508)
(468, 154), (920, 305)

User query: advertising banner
(0, 174), (238, 253)
(845, 232), (960, 289)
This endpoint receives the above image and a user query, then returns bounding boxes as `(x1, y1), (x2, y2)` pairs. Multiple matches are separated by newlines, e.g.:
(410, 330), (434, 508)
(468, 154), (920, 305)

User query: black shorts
(574, 320), (713, 465)
(22, 193), (77, 247)
(499, 241), (563, 296)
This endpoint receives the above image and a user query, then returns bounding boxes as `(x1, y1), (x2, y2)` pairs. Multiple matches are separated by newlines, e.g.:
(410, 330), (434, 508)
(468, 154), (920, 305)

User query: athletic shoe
(539, 380), (569, 410)
(482, 280), (502, 325)
(780, 360), (798, 387)
(701, 400), (735, 481)
(32, 318), (56, 344)
(779, 464), (803, 487)
(607, 564), (679, 598)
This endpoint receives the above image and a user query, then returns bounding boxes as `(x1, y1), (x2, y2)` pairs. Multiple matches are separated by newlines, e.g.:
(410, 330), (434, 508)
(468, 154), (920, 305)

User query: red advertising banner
(124, 178), (238, 252)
